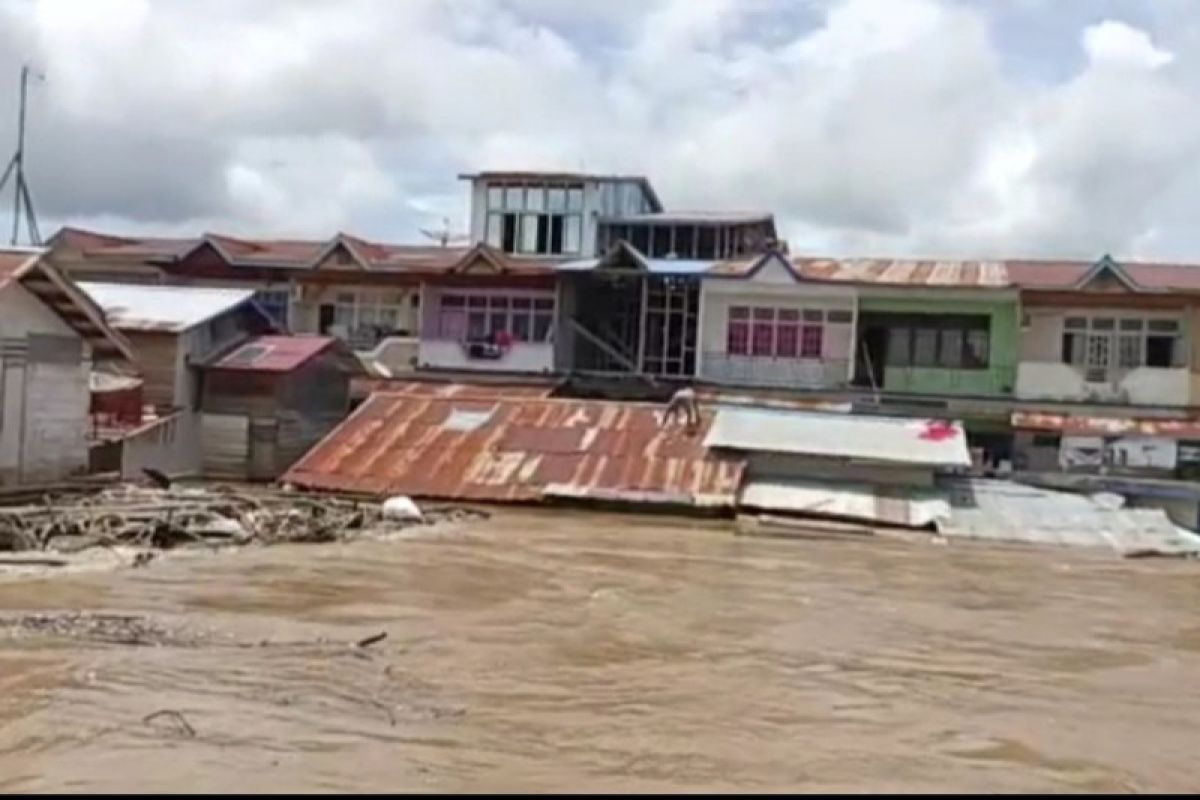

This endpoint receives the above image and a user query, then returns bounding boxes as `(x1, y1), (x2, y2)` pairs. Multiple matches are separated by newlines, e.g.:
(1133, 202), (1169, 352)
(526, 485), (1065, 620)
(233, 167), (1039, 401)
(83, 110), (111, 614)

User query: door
(318, 304), (336, 335)
(855, 327), (888, 389)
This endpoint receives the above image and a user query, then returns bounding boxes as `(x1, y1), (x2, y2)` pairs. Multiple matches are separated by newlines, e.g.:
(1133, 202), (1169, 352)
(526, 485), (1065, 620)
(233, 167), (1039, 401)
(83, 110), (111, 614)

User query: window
(1060, 315), (1184, 372)
(725, 305), (832, 360)
(727, 306), (750, 356)
(913, 329), (938, 367)
(776, 310), (799, 357)
(880, 315), (990, 370)
(254, 290), (290, 326)
(800, 325), (823, 358)
(752, 308), (775, 356)
(485, 181), (585, 255)
(436, 292), (555, 343)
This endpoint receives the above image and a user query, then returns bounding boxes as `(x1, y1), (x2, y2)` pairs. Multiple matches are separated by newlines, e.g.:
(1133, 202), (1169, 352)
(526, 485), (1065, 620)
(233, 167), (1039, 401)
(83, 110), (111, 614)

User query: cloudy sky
(1, 0), (1199, 259)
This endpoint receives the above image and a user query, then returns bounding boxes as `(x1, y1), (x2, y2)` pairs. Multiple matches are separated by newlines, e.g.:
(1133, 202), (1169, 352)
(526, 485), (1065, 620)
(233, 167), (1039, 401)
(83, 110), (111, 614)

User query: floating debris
(0, 485), (489, 561)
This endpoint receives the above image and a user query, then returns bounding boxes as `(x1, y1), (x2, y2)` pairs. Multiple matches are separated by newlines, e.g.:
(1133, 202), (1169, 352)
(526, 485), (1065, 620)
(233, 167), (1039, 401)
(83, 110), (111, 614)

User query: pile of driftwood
(0, 485), (485, 556)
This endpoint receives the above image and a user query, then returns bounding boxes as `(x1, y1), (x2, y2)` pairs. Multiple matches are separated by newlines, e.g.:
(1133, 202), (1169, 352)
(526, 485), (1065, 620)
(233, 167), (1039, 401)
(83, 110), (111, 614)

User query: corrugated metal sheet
(351, 379), (556, 400)
(283, 394), (745, 506)
(210, 335), (335, 373)
(794, 258), (1010, 287)
(1012, 411), (1200, 439)
(79, 282), (258, 332)
(201, 413), (248, 479)
(740, 478), (950, 528)
(557, 255), (719, 275)
(937, 479), (1200, 555)
(705, 408), (972, 467)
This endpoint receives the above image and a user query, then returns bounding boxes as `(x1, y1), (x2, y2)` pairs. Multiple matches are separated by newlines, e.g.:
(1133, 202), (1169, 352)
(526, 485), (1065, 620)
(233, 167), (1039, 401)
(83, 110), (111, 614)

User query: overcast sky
(1, 0), (1200, 260)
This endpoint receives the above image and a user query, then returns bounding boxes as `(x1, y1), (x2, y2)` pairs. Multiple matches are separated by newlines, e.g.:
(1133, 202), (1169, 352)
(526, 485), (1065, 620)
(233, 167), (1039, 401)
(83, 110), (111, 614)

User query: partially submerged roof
(705, 408), (972, 468)
(0, 249), (135, 362)
(741, 477), (950, 529)
(206, 335), (344, 373)
(78, 282), (261, 333)
(283, 394), (745, 506)
(937, 478), (1200, 555)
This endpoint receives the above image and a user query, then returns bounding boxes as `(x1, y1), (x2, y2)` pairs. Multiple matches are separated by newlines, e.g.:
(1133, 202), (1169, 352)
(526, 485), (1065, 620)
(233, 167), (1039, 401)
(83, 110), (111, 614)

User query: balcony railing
(700, 354), (850, 389)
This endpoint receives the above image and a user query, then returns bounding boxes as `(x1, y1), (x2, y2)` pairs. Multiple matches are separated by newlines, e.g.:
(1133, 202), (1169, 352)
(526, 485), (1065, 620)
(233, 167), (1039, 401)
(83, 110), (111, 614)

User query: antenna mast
(0, 65), (42, 246)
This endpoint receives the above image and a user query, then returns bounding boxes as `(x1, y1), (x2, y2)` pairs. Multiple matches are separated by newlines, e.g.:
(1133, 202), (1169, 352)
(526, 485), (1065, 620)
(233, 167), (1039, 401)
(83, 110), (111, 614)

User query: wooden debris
(0, 485), (489, 561)
(143, 709), (196, 738)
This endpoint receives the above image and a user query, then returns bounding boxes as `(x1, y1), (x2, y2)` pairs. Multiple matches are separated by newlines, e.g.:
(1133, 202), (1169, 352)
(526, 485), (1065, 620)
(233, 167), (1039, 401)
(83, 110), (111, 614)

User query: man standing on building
(662, 386), (701, 433)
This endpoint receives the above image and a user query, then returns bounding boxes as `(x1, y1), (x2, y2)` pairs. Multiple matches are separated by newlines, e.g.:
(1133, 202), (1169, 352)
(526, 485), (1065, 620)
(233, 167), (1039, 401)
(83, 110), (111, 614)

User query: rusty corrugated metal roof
(283, 394), (745, 506)
(794, 257), (1010, 287)
(207, 335), (337, 373)
(1012, 411), (1200, 439)
(352, 379), (556, 400)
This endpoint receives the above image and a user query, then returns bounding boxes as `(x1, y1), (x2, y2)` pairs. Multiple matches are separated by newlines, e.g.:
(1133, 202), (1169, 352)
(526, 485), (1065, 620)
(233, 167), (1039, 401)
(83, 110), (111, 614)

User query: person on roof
(662, 386), (700, 433)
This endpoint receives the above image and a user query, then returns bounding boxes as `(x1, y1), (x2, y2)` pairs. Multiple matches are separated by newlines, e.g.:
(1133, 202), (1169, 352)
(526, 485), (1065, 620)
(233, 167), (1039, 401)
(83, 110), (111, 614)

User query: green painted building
(853, 293), (1019, 397)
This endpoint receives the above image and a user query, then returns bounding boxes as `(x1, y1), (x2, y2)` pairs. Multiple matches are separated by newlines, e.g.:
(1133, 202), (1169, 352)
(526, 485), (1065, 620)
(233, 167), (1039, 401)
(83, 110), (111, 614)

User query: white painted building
(0, 250), (134, 485)
(698, 252), (856, 390)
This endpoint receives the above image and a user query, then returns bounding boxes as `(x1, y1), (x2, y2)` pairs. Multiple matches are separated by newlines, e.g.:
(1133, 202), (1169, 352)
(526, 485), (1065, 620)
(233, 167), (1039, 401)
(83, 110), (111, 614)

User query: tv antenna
(0, 65), (44, 246)
(419, 217), (469, 248)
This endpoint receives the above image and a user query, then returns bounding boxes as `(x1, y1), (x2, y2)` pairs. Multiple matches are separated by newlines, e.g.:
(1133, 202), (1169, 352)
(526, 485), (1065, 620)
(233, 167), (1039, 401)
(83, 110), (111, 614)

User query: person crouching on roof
(663, 386), (700, 433)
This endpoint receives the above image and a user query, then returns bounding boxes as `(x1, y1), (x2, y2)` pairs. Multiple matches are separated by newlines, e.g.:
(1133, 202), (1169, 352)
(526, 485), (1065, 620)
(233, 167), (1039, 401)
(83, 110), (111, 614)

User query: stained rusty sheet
(283, 394), (746, 507)
(350, 379), (556, 400)
(1012, 411), (1200, 439)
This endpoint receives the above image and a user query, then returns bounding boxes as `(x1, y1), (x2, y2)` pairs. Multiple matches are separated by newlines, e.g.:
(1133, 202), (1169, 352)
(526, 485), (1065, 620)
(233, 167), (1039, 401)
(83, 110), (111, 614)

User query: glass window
(1061, 332), (1084, 365)
(438, 306), (466, 340)
(486, 213), (502, 248)
(534, 297), (555, 311)
(564, 216), (582, 253)
(827, 309), (853, 324)
(378, 307), (399, 330)
(512, 297), (533, 311)
(800, 325), (823, 359)
(533, 310), (553, 341)
(913, 329), (938, 367)
(802, 309), (823, 322)
(888, 329), (911, 366)
(772, 316), (801, 357)
(442, 294), (465, 308)
(548, 188), (566, 212)
(1064, 317), (1087, 330)
(1118, 334), (1142, 368)
(504, 186), (524, 210)
(358, 306), (378, 326)
(1119, 318), (1143, 332)
(520, 214), (540, 253)
(511, 313), (531, 342)
(489, 296), (510, 310)
(1148, 319), (1180, 333)
(727, 307), (750, 356)
(1086, 333), (1111, 368)
(1092, 318), (1116, 331)
(751, 308), (775, 356)
(939, 329), (963, 368)
(567, 187), (584, 212)
(468, 311), (488, 339)
(525, 186), (545, 212)
(335, 292), (356, 305)
(965, 329), (989, 368)
(487, 186), (503, 209)
(467, 295), (487, 308)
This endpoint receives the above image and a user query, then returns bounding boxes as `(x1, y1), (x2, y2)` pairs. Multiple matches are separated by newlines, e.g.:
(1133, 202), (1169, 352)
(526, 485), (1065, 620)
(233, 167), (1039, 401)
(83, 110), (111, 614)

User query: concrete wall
(698, 263), (856, 388)
(859, 293), (1019, 397)
(0, 284), (92, 485)
(417, 340), (555, 374)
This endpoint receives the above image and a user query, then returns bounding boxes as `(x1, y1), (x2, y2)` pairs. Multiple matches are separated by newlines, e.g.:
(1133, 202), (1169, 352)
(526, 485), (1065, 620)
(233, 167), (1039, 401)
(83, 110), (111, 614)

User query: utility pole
(0, 65), (42, 246)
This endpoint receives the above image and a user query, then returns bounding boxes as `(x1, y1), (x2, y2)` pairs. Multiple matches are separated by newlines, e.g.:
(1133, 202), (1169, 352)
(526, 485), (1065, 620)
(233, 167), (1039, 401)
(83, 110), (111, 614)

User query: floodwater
(0, 510), (1198, 793)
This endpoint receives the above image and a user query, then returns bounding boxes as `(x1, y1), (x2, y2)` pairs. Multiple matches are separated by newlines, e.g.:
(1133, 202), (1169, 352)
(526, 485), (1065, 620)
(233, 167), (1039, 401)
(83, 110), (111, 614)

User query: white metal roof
(937, 479), (1200, 555)
(740, 477), (950, 528)
(704, 408), (972, 468)
(78, 282), (258, 333)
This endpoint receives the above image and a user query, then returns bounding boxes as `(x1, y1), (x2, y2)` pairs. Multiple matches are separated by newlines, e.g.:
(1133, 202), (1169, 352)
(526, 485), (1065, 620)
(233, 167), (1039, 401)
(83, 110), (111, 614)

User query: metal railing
(699, 354), (851, 389)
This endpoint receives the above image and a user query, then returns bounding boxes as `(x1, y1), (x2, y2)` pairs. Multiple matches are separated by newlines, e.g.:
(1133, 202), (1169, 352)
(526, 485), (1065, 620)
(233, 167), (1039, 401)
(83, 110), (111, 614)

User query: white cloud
(0, 0), (1198, 260)
(1083, 19), (1174, 70)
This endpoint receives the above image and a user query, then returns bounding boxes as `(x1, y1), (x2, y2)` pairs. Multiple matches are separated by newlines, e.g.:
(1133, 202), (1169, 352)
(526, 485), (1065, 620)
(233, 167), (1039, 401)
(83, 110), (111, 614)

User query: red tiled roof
(207, 335), (338, 373)
(283, 393), (745, 506)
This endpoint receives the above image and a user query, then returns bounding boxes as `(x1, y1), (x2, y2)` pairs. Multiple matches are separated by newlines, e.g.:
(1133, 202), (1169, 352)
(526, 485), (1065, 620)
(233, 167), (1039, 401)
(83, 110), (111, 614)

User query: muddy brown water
(0, 509), (1197, 793)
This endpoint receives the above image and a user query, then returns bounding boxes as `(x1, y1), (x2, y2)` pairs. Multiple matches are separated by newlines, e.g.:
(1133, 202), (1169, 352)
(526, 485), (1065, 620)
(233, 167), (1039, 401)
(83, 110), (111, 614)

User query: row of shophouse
(32, 169), (1200, 483)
